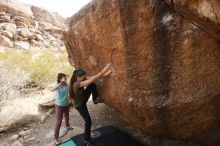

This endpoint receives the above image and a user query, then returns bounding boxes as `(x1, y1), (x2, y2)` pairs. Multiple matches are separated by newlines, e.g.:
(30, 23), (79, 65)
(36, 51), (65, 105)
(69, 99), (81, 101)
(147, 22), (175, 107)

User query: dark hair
(69, 69), (86, 100)
(57, 73), (66, 84)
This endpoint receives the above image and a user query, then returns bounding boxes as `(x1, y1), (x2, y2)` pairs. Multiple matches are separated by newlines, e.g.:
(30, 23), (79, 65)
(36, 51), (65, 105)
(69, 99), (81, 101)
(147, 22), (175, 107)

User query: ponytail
(69, 70), (78, 100)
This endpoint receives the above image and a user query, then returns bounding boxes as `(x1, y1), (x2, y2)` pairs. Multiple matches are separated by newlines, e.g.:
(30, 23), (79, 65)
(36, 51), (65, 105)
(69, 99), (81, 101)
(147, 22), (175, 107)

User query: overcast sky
(17, 0), (91, 18)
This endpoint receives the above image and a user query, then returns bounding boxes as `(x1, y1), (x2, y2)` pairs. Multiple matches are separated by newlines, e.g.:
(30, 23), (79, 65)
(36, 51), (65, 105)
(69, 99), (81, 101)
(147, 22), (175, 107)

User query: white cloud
(17, 0), (91, 18)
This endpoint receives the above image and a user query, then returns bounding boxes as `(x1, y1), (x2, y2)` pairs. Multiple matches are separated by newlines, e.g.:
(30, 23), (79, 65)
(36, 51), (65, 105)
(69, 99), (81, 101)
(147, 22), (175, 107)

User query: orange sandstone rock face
(64, 0), (220, 145)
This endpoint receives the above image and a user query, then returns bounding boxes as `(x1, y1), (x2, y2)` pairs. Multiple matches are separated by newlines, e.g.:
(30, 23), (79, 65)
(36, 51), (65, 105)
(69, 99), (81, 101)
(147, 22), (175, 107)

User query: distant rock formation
(0, 0), (67, 51)
(64, 0), (220, 145)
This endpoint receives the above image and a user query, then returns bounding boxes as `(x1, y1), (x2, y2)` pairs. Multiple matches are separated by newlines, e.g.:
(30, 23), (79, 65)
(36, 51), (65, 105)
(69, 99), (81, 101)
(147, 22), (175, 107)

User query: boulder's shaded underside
(64, 0), (220, 145)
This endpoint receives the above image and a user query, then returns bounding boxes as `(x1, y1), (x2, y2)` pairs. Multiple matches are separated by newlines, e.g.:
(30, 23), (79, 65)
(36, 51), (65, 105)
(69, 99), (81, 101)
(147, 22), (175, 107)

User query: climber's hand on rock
(106, 63), (111, 67)
(103, 69), (112, 77)
(102, 64), (111, 73)
(106, 63), (111, 69)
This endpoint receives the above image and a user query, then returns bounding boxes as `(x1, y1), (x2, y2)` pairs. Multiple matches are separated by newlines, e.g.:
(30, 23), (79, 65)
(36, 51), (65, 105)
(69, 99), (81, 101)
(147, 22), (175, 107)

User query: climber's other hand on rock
(106, 63), (111, 67)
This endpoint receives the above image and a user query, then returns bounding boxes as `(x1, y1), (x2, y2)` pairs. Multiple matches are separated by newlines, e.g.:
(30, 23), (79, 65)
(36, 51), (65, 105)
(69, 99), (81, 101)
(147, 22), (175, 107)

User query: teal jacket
(55, 83), (69, 107)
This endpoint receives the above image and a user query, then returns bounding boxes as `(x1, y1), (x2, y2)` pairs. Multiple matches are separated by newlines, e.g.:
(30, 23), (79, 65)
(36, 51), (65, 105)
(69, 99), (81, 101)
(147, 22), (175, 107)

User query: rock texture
(0, 0), (66, 50)
(64, 0), (220, 145)
(164, 0), (220, 41)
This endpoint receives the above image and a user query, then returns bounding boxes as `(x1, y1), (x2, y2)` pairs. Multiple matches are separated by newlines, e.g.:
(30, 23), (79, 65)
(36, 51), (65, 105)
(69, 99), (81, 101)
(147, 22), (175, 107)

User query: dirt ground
(0, 100), (205, 146)
(0, 101), (130, 146)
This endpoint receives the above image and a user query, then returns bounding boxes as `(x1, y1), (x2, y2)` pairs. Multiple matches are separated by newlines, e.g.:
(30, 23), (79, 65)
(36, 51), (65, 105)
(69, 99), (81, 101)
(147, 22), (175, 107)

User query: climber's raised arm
(103, 69), (112, 77)
(87, 69), (112, 79)
(79, 64), (111, 87)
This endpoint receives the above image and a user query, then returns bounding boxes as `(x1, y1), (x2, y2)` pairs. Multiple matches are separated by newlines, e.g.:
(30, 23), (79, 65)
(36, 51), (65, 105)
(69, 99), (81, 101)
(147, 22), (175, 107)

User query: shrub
(0, 49), (73, 88)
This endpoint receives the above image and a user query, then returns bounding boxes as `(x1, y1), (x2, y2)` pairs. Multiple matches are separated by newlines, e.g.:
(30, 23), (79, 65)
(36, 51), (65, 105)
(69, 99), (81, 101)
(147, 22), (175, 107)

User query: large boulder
(38, 93), (55, 108)
(0, 22), (16, 30)
(18, 28), (32, 39)
(0, 35), (13, 47)
(35, 34), (43, 41)
(0, 14), (11, 21)
(0, 23), (17, 36)
(29, 27), (42, 35)
(64, 0), (220, 145)
(13, 34), (27, 41)
(1, 30), (13, 38)
(0, 12), (6, 15)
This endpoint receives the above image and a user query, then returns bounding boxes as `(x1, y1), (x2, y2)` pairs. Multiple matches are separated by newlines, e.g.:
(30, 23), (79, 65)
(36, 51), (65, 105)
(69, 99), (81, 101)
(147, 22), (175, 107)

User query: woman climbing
(49, 73), (73, 144)
(69, 64), (112, 146)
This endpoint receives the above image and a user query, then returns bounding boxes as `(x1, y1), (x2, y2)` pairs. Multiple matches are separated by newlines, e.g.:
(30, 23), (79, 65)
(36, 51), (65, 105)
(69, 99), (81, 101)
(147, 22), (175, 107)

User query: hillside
(0, 0), (67, 51)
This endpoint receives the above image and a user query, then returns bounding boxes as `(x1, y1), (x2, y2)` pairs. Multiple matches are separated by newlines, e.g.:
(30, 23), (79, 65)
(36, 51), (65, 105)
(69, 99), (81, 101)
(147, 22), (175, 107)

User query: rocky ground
(0, 100), (132, 146)
(0, 98), (205, 146)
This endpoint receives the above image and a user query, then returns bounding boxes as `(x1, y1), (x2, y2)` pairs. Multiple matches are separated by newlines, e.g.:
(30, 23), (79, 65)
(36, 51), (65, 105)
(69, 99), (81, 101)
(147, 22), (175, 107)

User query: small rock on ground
(10, 134), (19, 140)
(11, 140), (23, 146)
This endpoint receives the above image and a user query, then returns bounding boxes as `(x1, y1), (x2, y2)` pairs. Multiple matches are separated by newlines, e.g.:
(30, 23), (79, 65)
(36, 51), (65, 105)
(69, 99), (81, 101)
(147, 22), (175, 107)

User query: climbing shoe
(54, 138), (60, 145)
(84, 141), (93, 146)
(93, 98), (104, 104)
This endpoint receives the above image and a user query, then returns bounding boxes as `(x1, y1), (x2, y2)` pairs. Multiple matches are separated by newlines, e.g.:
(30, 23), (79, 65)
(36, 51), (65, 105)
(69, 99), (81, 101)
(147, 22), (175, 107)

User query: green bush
(0, 50), (73, 88)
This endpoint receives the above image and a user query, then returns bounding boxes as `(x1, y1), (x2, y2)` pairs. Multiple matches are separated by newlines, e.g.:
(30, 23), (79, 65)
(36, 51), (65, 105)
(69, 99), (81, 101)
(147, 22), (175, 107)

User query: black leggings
(84, 83), (98, 104)
(76, 83), (98, 142)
